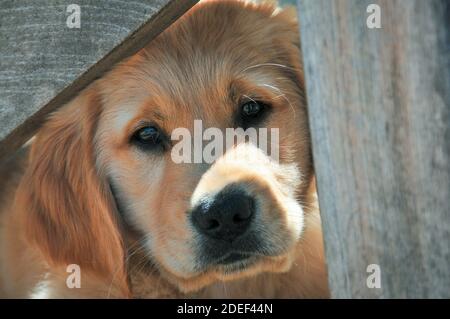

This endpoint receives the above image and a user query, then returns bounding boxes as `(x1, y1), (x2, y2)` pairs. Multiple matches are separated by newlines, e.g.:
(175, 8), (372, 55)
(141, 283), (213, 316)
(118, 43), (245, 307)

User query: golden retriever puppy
(0, 0), (329, 298)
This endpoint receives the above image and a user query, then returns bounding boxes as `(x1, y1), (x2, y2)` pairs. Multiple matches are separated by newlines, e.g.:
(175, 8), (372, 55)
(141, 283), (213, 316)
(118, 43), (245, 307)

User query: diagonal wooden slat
(0, 0), (198, 161)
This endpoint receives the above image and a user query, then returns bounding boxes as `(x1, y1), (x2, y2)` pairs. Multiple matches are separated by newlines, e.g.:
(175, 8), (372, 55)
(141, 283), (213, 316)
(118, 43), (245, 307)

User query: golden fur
(0, 0), (329, 298)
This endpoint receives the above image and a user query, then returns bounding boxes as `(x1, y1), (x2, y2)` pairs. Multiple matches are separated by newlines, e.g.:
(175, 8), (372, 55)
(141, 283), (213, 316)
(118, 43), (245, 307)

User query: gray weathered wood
(0, 0), (198, 160)
(297, 0), (450, 298)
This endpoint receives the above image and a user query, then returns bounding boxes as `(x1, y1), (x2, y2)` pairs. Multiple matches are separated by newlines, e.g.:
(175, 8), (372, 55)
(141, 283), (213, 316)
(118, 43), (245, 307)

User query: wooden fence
(297, 0), (450, 298)
(0, 0), (449, 298)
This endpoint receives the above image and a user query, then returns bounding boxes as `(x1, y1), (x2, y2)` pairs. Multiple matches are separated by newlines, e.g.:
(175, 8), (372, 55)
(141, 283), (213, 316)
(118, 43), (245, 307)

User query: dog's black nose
(191, 189), (255, 242)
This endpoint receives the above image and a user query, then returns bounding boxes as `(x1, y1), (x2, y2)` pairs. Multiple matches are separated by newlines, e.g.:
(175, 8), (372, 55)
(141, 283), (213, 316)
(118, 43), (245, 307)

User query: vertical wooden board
(297, 0), (450, 298)
(0, 0), (198, 160)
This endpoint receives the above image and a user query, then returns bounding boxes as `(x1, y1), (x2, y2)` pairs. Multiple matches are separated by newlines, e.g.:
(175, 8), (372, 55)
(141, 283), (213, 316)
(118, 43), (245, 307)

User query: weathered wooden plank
(0, 0), (198, 160)
(297, 0), (450, 298)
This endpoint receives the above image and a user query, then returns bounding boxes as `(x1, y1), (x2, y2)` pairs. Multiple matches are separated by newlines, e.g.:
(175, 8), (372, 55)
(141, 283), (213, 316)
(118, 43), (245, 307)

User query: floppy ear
(273, 5), (306, 93)
(270, 5), (316, 188)
(15, 86), (129, 295)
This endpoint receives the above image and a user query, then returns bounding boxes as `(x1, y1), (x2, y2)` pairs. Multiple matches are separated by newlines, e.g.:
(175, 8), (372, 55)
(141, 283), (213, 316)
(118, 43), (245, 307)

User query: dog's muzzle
(190, 183), (266, 269)
(187, 143), (303, 273)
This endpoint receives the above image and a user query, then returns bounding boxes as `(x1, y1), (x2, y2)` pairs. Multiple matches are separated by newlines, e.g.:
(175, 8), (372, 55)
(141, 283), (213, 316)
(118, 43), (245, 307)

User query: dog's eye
(238, 100), (269, 128)
(241, 100), (264, 118)
(132, 126), (162, 146)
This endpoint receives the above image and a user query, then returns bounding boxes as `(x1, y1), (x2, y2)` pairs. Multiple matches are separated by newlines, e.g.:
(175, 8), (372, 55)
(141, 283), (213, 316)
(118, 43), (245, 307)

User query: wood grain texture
(297, 0), (450, 298)
(0, 0), (198, 160)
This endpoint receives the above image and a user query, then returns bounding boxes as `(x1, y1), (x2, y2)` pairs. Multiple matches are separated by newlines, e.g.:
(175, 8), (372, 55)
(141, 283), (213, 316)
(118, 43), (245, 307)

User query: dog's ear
(270, 5), (315, 184)
(272, 5), (305, 90)
(15, 86), (129, 295)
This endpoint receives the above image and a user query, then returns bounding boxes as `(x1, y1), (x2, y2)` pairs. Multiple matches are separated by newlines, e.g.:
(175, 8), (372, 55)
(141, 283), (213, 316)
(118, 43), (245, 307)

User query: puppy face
(93, 1), (312, 292)
(20, 0), (313, 296)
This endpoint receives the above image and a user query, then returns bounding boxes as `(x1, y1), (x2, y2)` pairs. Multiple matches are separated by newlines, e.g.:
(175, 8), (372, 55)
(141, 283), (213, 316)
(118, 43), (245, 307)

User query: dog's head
(17, 0), (314, 295)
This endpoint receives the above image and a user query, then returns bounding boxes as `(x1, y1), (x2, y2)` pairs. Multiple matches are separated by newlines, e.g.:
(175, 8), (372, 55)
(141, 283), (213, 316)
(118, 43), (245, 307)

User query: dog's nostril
(232, 203), (253, 224)
(206, 218), (220, 230)
(233, 214), (245, 224)
(194, 213), (220, 231)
